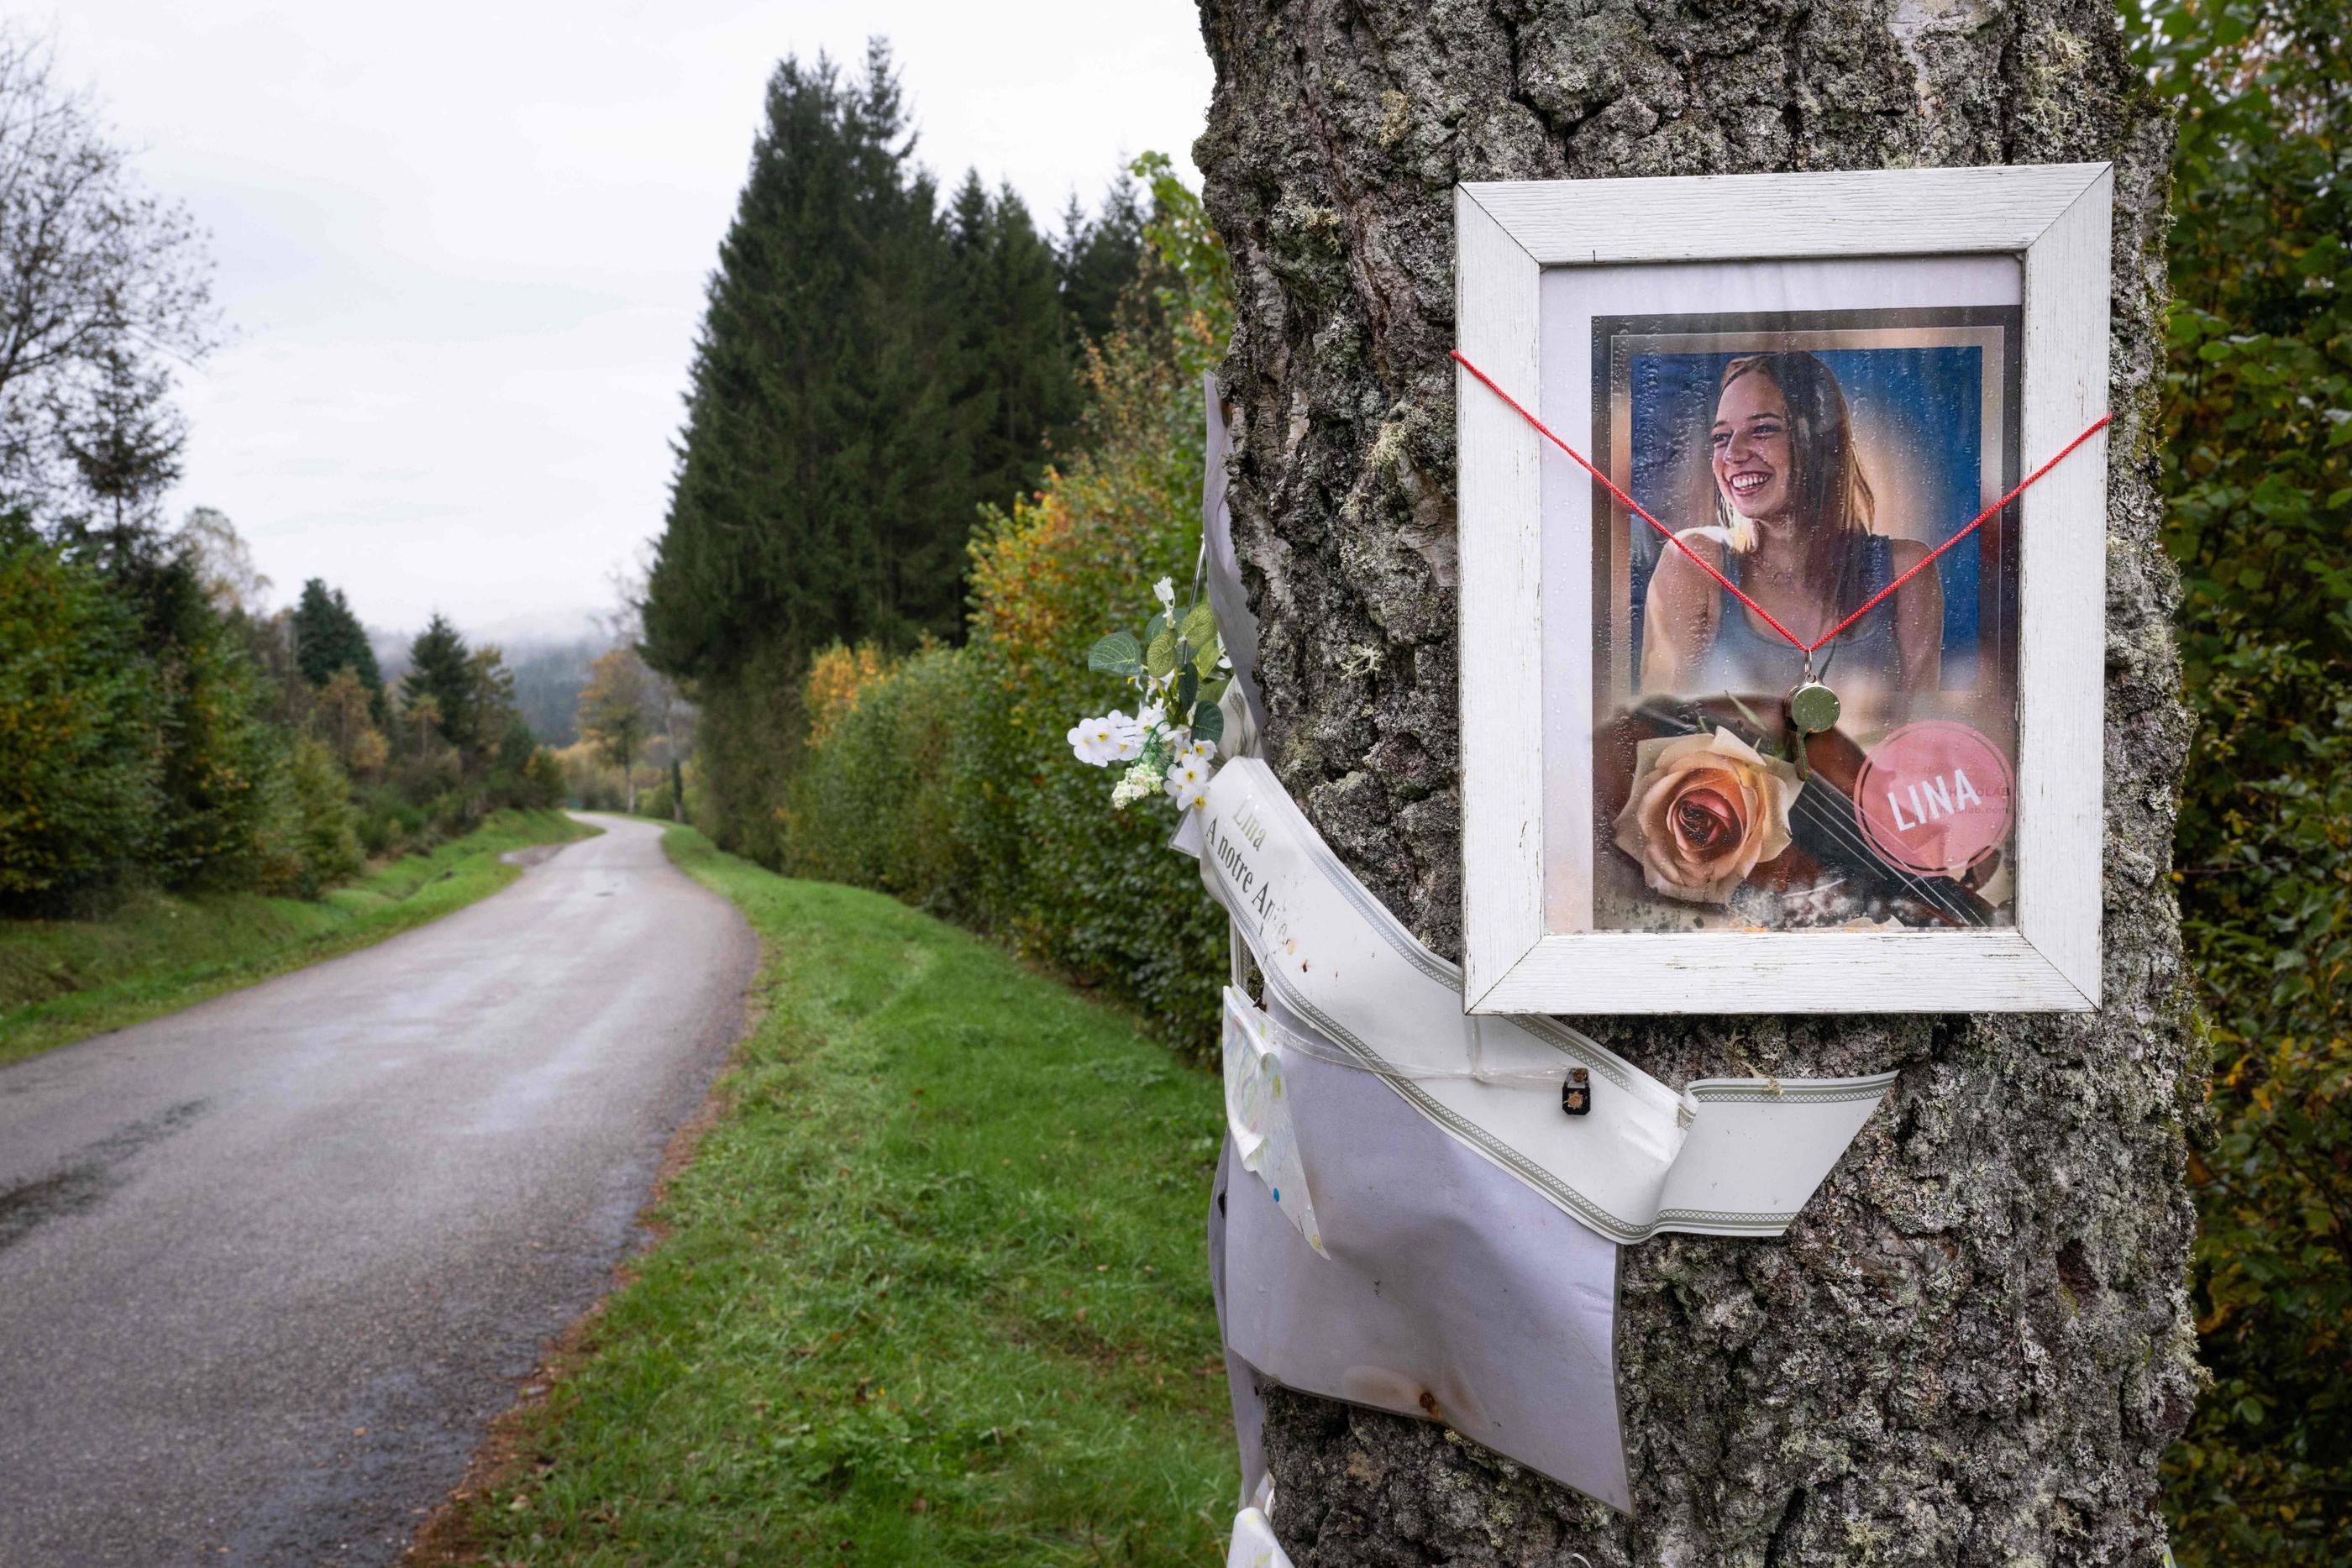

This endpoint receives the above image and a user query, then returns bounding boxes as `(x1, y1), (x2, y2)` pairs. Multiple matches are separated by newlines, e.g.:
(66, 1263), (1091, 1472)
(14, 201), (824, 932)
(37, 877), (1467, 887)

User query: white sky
(39, 0), (1214, 643)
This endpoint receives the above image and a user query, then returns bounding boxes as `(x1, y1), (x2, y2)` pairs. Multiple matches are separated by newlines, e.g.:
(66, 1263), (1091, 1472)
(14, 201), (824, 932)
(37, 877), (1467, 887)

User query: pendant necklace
(1782, 543), (1856, 779)
(1786, 649), (1840, 779)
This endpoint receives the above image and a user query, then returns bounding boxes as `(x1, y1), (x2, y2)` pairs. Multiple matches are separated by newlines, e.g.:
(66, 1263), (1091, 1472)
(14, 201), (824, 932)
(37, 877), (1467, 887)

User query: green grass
(465, 826), (1235, 1566)
(0, 810), (596, 1067)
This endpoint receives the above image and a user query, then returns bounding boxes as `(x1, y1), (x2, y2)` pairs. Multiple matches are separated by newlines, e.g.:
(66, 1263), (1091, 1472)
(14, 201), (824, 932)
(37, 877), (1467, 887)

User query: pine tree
(0, 517), (160, 906)
(401, 615), (476, 753)
(291, 579), (383, 696)
(948, 173), (1079, 518)
(643, 40), (959, 680)
(52, 346), (185, 559)
(1057, 173), (1146, 348)
(641, 39), (1108, 858)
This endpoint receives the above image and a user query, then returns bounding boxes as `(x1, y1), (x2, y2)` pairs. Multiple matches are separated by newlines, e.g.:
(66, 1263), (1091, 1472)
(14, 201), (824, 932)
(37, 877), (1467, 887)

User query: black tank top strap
(1699, 531), (1905, 692)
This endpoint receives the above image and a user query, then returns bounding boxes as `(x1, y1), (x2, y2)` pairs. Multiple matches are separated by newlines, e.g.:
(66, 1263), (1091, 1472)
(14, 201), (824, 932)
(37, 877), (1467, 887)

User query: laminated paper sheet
(1195, 758), (1897, 1513)
(1218, 995), (1630, 1510)
(1222, 989), (1325, 1256)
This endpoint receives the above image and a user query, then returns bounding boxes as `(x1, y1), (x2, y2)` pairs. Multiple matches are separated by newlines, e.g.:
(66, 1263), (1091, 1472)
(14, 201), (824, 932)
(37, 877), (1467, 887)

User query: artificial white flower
(1102, 710), (1146, 761)
(1166, 763), (1215, 811)
(1163, 753), (1215, 810)
(1134, 701), (1168, 733)
(1111, 763), (1163, 809)
(1068, 716), (1115, 767)
(1152, 576), (1176, 611)
(1176, 738), (1217, 768)
(1068, 711), (1145, 767)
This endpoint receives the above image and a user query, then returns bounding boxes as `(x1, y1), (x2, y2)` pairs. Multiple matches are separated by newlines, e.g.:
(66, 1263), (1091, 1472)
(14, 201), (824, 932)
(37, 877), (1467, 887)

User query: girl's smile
(1711, 373), (1792, 520)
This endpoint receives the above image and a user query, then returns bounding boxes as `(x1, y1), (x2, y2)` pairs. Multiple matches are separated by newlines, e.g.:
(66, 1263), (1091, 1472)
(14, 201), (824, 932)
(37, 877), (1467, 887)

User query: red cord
(1451, 349), (2112, 656)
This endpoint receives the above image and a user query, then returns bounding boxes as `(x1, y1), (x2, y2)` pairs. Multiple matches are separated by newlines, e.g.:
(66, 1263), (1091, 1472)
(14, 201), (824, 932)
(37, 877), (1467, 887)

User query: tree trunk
(1192, 3), (2199, 1562)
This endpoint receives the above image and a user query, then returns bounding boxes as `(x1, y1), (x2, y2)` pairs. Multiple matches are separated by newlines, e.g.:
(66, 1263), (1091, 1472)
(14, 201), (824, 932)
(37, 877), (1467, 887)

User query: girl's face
(1711, 372), (1793, 521)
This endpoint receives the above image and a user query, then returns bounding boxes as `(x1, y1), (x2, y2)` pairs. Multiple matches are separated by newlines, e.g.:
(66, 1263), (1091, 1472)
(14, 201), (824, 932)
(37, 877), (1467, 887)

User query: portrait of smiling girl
(1639, 351), (1944, 713)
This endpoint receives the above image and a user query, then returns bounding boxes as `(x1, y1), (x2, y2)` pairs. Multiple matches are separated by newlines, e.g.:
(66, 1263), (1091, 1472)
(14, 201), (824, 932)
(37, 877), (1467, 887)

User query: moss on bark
(1194, 1), (2198, 1560)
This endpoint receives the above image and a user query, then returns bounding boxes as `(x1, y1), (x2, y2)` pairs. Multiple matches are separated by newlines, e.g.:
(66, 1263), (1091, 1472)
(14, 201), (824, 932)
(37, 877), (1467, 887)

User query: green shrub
(283, 736), (365, 894)
(521, 747), (566, 810)
(354, 786), (430, 860)
(2129, 0), (2352, 1556)
(154, 612), (288, 891)
(0, 524), (160, 909)
(780, 646), (981, 908)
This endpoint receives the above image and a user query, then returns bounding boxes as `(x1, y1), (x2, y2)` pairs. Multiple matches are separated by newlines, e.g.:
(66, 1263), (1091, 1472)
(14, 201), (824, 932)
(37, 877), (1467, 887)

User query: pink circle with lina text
(1852, 721), (2016, 876)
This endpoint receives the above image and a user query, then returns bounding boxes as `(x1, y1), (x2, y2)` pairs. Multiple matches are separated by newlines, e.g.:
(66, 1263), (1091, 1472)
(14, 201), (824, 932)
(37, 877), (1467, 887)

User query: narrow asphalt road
(0, 814), (758, 1566)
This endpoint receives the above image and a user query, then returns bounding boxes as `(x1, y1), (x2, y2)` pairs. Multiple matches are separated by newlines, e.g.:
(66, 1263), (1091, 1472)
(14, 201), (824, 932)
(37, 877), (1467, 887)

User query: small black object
(1562, 1067), (1591, 1117)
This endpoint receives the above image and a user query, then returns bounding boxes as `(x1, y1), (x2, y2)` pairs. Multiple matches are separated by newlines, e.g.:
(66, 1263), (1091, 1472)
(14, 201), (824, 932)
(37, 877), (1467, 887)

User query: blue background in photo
(1625, 346), (1986, 678)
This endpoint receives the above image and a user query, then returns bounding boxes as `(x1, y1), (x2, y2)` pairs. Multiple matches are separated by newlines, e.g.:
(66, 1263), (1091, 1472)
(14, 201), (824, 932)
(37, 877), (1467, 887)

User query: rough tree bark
(1191, 2), (2200, 1562)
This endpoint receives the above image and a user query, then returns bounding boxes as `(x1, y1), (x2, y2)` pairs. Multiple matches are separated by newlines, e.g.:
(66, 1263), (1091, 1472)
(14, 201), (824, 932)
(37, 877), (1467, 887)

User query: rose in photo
(1613, 727), (1798, 904)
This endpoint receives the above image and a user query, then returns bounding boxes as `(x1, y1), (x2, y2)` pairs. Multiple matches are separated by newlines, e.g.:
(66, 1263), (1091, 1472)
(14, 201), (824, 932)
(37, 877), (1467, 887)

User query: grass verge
(0, 809), (596, 1067)
(442, 826), (1234, 1565)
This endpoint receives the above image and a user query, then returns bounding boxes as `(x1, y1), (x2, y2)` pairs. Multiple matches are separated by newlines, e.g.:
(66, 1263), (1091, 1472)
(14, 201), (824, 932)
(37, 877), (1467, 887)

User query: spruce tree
(290, 578), (383, 696)
(643, 40), (961, 680)
(642, 39), (1109, 856)
(401, 615), (476, 753)
(948, 172), (1079, 527)
(1056, 173), (1146, 348)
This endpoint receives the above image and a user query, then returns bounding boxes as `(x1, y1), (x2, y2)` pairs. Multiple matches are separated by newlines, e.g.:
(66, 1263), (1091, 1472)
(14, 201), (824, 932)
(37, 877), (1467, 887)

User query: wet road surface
(0, 815), (757, 1565)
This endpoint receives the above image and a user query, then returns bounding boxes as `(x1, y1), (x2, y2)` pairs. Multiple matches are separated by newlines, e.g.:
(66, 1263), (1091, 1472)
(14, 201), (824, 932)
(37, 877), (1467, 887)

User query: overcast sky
(39, 1), (1214, 644)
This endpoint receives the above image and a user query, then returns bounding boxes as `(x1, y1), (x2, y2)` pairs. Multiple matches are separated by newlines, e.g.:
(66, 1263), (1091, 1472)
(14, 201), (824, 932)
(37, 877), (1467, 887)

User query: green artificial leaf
(1145, 629), (1179, 679)
(1191, 697), (1225, 745)
(1175, 666), (1198, 716)
(1723, 690), (1770, 738)
(1142, 612), (1167, 645)
(1088, 631), (1142, 674)
(1179, 600), (1216, 650)
(1192, 632), (1223, 677)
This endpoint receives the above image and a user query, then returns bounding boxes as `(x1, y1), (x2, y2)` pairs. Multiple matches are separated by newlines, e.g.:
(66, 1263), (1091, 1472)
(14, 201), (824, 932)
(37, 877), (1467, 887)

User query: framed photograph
(1455, 165), (2112, 1014)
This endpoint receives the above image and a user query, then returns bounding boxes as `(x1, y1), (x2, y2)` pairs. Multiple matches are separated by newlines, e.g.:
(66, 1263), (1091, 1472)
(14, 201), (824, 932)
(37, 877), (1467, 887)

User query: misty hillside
(370, 627), (602, 745)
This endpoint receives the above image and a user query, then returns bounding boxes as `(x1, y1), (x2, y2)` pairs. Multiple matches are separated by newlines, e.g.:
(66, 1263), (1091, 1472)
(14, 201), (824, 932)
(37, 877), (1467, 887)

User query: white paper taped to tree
(1198, 756), (1896, 1243)
(1215, 1012), (1632, 1508)
(1221, 989), (1326, 1256)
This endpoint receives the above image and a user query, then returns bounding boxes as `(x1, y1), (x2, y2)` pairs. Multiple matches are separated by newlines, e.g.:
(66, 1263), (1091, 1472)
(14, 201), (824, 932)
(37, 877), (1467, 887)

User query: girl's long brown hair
(1713, 351), (1876, 554)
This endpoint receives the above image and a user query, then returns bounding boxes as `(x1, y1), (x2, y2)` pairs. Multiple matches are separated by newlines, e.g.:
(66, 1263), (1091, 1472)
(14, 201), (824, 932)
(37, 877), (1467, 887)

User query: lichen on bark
(1192, 1), (2201, 1561)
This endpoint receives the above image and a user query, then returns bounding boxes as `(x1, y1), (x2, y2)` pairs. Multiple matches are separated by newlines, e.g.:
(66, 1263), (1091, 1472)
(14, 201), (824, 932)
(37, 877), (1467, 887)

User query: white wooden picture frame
(1456, 165), (2112, 1015)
